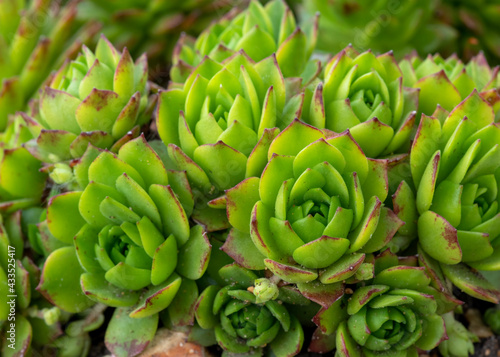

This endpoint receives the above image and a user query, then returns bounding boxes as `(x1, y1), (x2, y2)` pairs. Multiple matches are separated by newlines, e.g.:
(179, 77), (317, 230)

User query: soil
(473, 336), (500, 357)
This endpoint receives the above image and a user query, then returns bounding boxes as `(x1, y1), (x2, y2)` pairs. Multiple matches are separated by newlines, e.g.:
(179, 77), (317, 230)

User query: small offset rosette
(310, 252), (450, 357)
(193, 264), (307, 356)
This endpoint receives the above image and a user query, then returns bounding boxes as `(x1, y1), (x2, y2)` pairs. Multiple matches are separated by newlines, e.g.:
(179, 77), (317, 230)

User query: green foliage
(1, 1), (500, 356)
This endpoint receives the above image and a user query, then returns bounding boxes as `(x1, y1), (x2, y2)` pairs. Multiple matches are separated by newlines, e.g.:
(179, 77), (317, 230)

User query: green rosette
(302, 47), (418, 158)
(0, 208), (105, 357)
(193, 264), (309, 356)
(400, 52), (500, 117)
(77, 0), (230, 68)
(395, 90), (500, 303)
(221, 119), (402, 301)
(302, 0), (446, 58)
(171, 0), (319, 82)
(22, 35), (155, 165)
(310, 252), (450, 357)
(38, 136), (212, 356)
(0, 0), (98, 130)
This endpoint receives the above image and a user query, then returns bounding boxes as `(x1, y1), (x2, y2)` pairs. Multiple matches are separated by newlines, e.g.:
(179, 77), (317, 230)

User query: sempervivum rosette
(157, 51), (306, 231)
(171, 0), (319, 82)
(402, 90), (500, 302)
(222, 120), (403, 301)
(23, 35), (155, 165)
(0, 114), (46, 213)
(400, 52), (500, 117)
(0, 209), (104, 356)
(311, 252), (448, 357)
(0, 0), (98, 130)
(194, 264), (309, 356)
(38, 136), (211, 356)
(301, 47), (418, 158)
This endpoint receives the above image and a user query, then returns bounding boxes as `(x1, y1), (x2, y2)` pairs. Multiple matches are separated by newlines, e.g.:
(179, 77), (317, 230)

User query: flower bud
(42, 307), (62, 326)
(50, 163), (73, 185)
(253, 278), (279, 304)
(353, 263), (374, 281)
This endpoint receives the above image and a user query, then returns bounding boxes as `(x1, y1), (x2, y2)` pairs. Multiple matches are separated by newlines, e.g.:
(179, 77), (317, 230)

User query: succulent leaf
(158, 51), (310, 230)
(105, 306), (159, 357)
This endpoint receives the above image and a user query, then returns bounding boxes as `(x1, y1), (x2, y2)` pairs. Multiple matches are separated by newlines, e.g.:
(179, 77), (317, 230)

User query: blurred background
(75, 0), (500, 80)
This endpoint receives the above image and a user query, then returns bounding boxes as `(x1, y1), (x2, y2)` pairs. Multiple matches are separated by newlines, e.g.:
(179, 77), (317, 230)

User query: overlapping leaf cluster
(0, 0), (98, 130)
(1, 1), (500, 357)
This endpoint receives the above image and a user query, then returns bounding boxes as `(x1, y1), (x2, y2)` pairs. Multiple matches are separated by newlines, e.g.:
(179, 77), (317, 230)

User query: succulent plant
(38, 136), (211, 355)
(158, 51), (306, 231)
(77, 0), (231, 71)
(0, 208), (105, 357)
(311, 252), (449, 356)
(171, 0), (319, 82)
(400, 52), (500, 116)
(22, 35), (155, 166)
(194, 263), (309, 356)
(438, 312), (478, 357)
(0, 0), (98, 131)
(1, 211), (38, 356)
(301, 0), (451, 59)
(484, 306), (500, 334)
(0, 114), (47, 213)
(301, 47), (418, 158)
(434, 0), (500, 64)
(394, 90), (500, 302)
(3, 1), (500, 356)
(221, 120), (403, 302)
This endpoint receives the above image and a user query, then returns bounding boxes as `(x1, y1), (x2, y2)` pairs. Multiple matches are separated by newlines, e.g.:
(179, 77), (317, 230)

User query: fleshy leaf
(38, 247), (94, 313)
(105, 306), (158, 357)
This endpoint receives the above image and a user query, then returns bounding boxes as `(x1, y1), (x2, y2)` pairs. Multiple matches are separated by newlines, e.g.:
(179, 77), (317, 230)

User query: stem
(270, 275), (281, 285)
